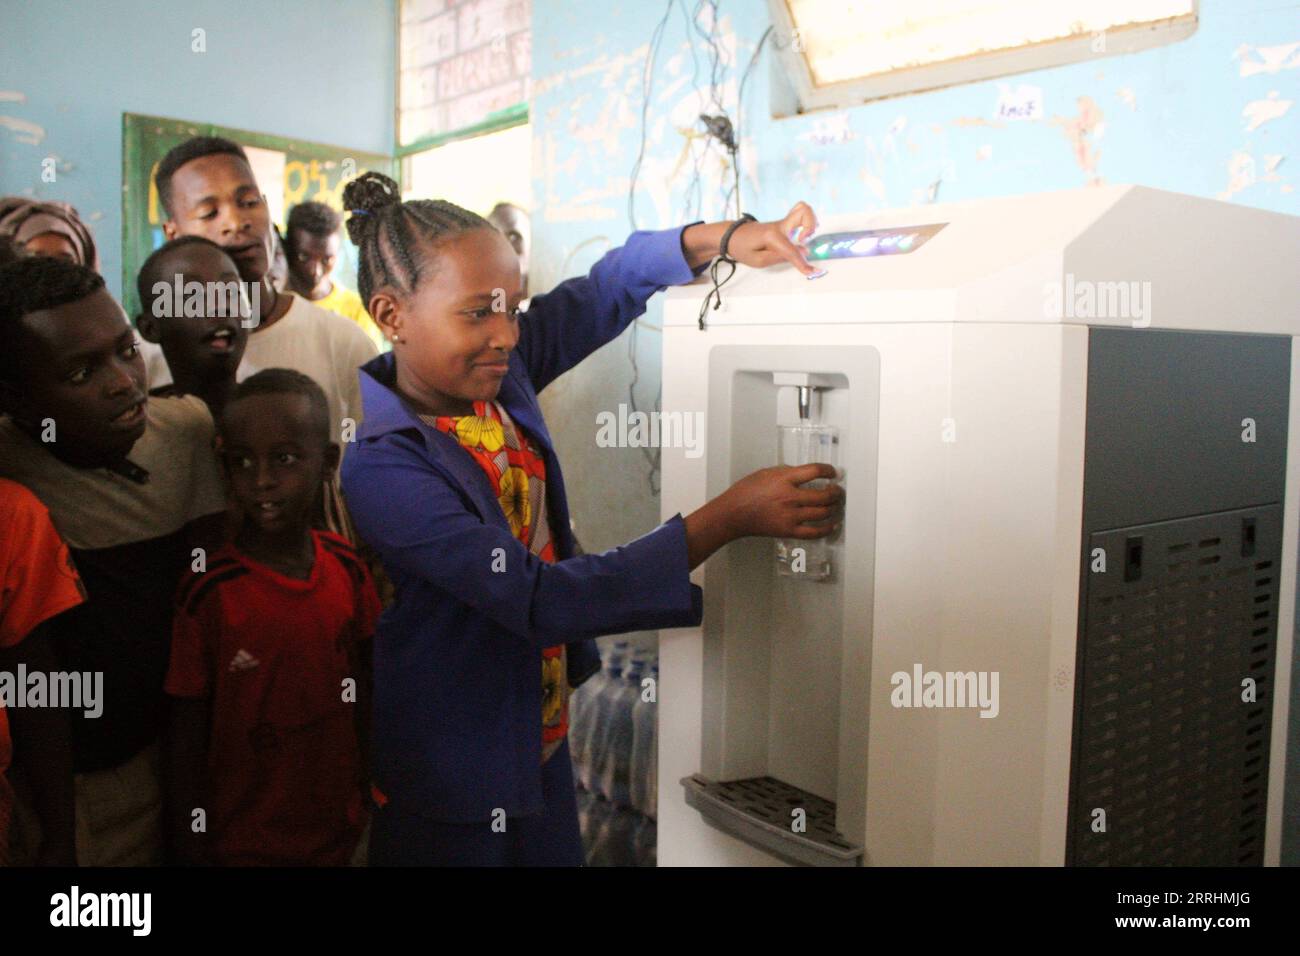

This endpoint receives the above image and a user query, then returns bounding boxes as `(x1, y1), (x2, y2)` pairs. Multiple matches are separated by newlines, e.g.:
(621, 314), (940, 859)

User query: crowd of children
(0, 135), (839, 867)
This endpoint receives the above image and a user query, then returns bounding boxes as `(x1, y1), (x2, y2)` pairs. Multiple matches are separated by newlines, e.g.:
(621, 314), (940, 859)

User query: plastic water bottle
(573, 642), (627, 790)
(580, 646), (626, 791)
(592, 804), (639, 867)
(568, 680), (593, 777)
(597, 655), (644, 806)
(584, 795), (614, 865)
(575, 785), (594, 849)
(631, 661), (658, 818)
(633, 815), (657, 867)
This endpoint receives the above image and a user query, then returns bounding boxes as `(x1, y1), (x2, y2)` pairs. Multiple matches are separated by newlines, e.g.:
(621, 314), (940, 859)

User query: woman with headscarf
(0, 197), (100, 272)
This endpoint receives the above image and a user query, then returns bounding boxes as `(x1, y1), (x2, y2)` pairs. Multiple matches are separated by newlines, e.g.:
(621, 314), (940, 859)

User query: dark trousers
(368, 737), (584, 866)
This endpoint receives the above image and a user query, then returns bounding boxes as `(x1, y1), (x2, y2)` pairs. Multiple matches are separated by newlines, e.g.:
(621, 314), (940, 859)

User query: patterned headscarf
(0, 197), (100, 272)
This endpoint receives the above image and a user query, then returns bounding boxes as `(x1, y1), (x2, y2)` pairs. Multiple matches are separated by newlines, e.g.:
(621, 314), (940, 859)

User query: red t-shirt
(165, 531), (380, 865)
(0, 479), (86, 863)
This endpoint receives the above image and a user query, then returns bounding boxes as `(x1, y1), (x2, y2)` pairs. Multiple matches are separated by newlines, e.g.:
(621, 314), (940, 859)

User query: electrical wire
(677, 0), (707, 221)
(628, 2), (675, 231)
(623, 3), (770, 493)
(626, 1), (676, 494)
(693, 1), (728, 118)
(730, 25), (774, 217)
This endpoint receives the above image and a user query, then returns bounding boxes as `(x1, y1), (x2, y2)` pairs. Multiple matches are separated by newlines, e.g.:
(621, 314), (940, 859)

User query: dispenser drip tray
(682, 775), (863, 866)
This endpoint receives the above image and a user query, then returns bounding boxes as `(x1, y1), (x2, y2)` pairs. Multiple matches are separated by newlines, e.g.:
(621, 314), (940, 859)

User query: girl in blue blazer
(339, 172), (843, 866)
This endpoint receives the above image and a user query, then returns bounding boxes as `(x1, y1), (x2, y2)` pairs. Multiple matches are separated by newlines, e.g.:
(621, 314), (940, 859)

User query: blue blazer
(342, 225), (706, 822)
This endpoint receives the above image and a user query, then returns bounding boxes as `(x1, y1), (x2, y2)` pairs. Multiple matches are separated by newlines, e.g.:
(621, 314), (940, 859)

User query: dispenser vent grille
(1069, 508), (1278, 866)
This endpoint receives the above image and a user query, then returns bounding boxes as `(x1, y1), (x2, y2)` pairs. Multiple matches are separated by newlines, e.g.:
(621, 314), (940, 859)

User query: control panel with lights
(806, 221), (948, 261)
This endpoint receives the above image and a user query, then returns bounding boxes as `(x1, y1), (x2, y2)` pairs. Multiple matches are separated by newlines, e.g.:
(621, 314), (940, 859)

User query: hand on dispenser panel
(680, 202), (821, 276)
(683, 463), (843, 569)
(727, 202), (821, 276)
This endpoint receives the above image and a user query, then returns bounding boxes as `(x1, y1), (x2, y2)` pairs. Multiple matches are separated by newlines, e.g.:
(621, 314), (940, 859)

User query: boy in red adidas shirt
(165, 369), (379, 866)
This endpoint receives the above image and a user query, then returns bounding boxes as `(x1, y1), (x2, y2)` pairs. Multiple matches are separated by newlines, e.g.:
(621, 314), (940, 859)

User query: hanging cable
(731, 25), (774, 217)
(626, 2), (676, 494)
(624, 4), (772, 492)
(628, 2), (675, 231)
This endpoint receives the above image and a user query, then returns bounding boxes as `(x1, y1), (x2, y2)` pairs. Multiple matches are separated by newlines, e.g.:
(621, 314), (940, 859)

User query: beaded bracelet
(699, 213), (757, 331)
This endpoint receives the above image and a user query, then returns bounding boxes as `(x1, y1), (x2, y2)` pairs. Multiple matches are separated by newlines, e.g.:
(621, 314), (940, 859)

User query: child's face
(288, 228), (339, 297)
(220, 392), (338, 537)
(139, 243), (249, 383)
(162, 154), (271, 283)
(4, 288), (148, 463)
(387, 228), (524, 408)
(23, 231), (79, 263)
(488, 206), (529, 263)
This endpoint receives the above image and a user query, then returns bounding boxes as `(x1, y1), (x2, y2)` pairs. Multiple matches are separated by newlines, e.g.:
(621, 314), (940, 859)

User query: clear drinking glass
(775, 423), (838, 580)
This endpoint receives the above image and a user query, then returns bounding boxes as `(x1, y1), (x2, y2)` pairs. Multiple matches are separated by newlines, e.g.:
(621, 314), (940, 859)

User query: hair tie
(349, 209), (370, 217)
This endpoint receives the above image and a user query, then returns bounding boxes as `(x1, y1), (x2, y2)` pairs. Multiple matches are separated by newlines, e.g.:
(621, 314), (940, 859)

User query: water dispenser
(661, 187), (1299, 867)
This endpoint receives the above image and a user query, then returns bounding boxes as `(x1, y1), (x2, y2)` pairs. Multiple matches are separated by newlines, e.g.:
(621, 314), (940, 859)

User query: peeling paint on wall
(0, 115), (44, 145)
(1217, 149), (1256, 200)
(1235, 42), (1300, 77)
(861, 164), (886, 202)
(535, 8), (754, 230)
(1243, 91), (1293, 131)
(1052, 95), (1105, 186)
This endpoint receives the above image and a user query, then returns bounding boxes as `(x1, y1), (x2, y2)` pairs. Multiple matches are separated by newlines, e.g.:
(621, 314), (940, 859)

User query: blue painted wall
(0, 0), (397, 300)
(530, 0), (1300, 861)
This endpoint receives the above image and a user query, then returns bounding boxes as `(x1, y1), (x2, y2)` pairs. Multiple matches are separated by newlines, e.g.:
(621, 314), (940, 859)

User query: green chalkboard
(121, 112), (396, 317)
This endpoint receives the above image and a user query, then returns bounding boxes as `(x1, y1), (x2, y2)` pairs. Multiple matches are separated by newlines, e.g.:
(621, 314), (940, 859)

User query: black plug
(699, 114), (737, 151)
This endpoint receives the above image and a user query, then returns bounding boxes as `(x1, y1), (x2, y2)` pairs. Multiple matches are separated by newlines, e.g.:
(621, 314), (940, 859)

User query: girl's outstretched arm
(680, 202), (820, 274)
(343, 438), (703, 647)
(516, 203), (821, 392)
(344, 436), (842, 646)
(515, 226), (701, 393)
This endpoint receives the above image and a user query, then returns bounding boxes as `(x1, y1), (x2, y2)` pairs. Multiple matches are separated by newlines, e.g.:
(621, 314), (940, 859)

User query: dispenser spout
(774, 371), (839, 422)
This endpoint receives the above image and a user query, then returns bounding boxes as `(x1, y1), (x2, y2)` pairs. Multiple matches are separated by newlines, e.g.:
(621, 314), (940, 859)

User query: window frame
(767, 0), (1199, 115)
(395, 0), (531, 155)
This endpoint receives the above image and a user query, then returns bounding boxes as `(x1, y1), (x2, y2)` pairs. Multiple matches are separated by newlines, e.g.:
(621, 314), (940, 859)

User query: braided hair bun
(343, 171), (402, 246)
(341, 173), (494, 306)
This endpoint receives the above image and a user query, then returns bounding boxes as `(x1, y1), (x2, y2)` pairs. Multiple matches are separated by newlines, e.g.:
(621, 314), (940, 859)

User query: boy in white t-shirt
(149, 136), (378, 449)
